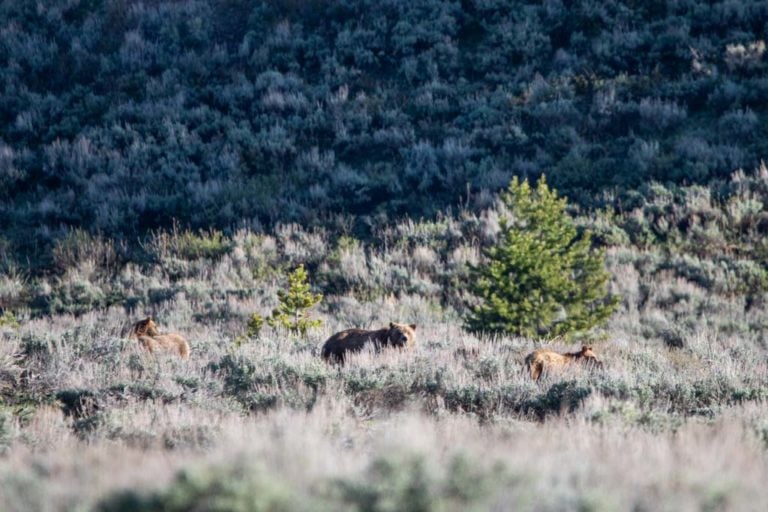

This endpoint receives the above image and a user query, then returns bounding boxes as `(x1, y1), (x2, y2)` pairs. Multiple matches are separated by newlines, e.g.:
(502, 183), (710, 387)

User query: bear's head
(387, 322), (417, 348)
(579, 345), (602, 368)
(131, 317), (159, 337)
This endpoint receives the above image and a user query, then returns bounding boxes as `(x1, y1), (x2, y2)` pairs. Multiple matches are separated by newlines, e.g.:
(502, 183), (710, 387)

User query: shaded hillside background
(2, 0), (768, 269)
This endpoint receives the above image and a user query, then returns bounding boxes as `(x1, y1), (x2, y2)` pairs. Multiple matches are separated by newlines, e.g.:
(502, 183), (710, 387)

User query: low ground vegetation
(2, 168), (768, 509)
(3, 2), (768, 508)
(1, 307), (767, 510)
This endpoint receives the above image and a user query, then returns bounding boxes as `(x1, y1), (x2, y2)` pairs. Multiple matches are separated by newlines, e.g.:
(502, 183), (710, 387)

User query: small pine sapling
(465, 176), (618, 338)
(267, 264), (323, 336)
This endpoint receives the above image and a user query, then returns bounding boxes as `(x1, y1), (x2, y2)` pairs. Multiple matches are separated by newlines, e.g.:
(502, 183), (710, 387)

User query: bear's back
(321, 328), (387, 361)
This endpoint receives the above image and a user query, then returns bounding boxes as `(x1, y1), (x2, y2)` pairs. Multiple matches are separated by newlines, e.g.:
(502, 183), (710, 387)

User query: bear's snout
(390, 334), (408, 347)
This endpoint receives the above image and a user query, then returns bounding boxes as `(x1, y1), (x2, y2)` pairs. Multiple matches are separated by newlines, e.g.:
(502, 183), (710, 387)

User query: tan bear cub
(524, 345), (602, 381)
(321, 322), (417, 363)
(128, 317), (190, 360)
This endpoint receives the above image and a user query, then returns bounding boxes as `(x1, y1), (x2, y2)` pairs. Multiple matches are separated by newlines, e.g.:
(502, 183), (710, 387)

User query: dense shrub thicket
(2, 0), (768, 266)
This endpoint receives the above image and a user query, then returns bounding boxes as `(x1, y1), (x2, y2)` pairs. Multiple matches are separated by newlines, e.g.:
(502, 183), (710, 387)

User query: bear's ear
(389, 322), (395, 330)
(409, 324), (417, 331)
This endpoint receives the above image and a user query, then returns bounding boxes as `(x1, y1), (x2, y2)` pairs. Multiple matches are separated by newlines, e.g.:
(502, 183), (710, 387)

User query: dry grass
(1, 397), (767, 511)
(1, 300), (767, 510)
(2, 202), (768, 510)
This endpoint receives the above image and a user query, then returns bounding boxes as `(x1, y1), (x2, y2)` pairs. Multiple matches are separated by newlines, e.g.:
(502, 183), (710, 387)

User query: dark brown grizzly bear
(321, 322), (417, 363)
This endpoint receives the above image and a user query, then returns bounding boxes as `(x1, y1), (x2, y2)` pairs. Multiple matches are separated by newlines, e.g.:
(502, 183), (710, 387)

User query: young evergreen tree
(465, 176), (618, 338)
(267, 264), (323, 336)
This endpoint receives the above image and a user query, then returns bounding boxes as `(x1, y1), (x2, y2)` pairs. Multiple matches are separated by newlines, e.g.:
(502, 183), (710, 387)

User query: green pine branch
(465, 176), (619, 339)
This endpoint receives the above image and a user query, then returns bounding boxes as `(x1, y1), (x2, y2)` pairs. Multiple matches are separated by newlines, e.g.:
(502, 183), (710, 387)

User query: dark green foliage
(442, 380), (594, 421)
(208, 354), (328, 412)
(246, 314), (265, 338)
(96, 455), (510, 512)
(521, 381), (593, 420)
(267, 264), (323, 336)
(96, 463), (297, 512)
(2, 1), (768, 269)
(233, 312), (267, 347)
(465, 177), (618, 337)
(443, 385), (502, 420)
(20, 333), (50, 357)
(329, 453), (509, 511)
(332, 456), (433, 512)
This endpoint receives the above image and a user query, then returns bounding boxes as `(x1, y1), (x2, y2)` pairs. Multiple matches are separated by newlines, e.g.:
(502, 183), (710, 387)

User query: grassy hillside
(2, 243), (768, 509)
(3, 2), (768, 510)
(2, 318), (768, 510)
(2, 0), (768, 266)
(3, 166), (768, 509)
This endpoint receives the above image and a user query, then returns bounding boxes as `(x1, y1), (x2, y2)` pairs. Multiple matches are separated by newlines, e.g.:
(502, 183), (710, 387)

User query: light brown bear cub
(128, 317), (190, 360)
(525, 345), (602, 381)
(321, 322), (416, 363)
